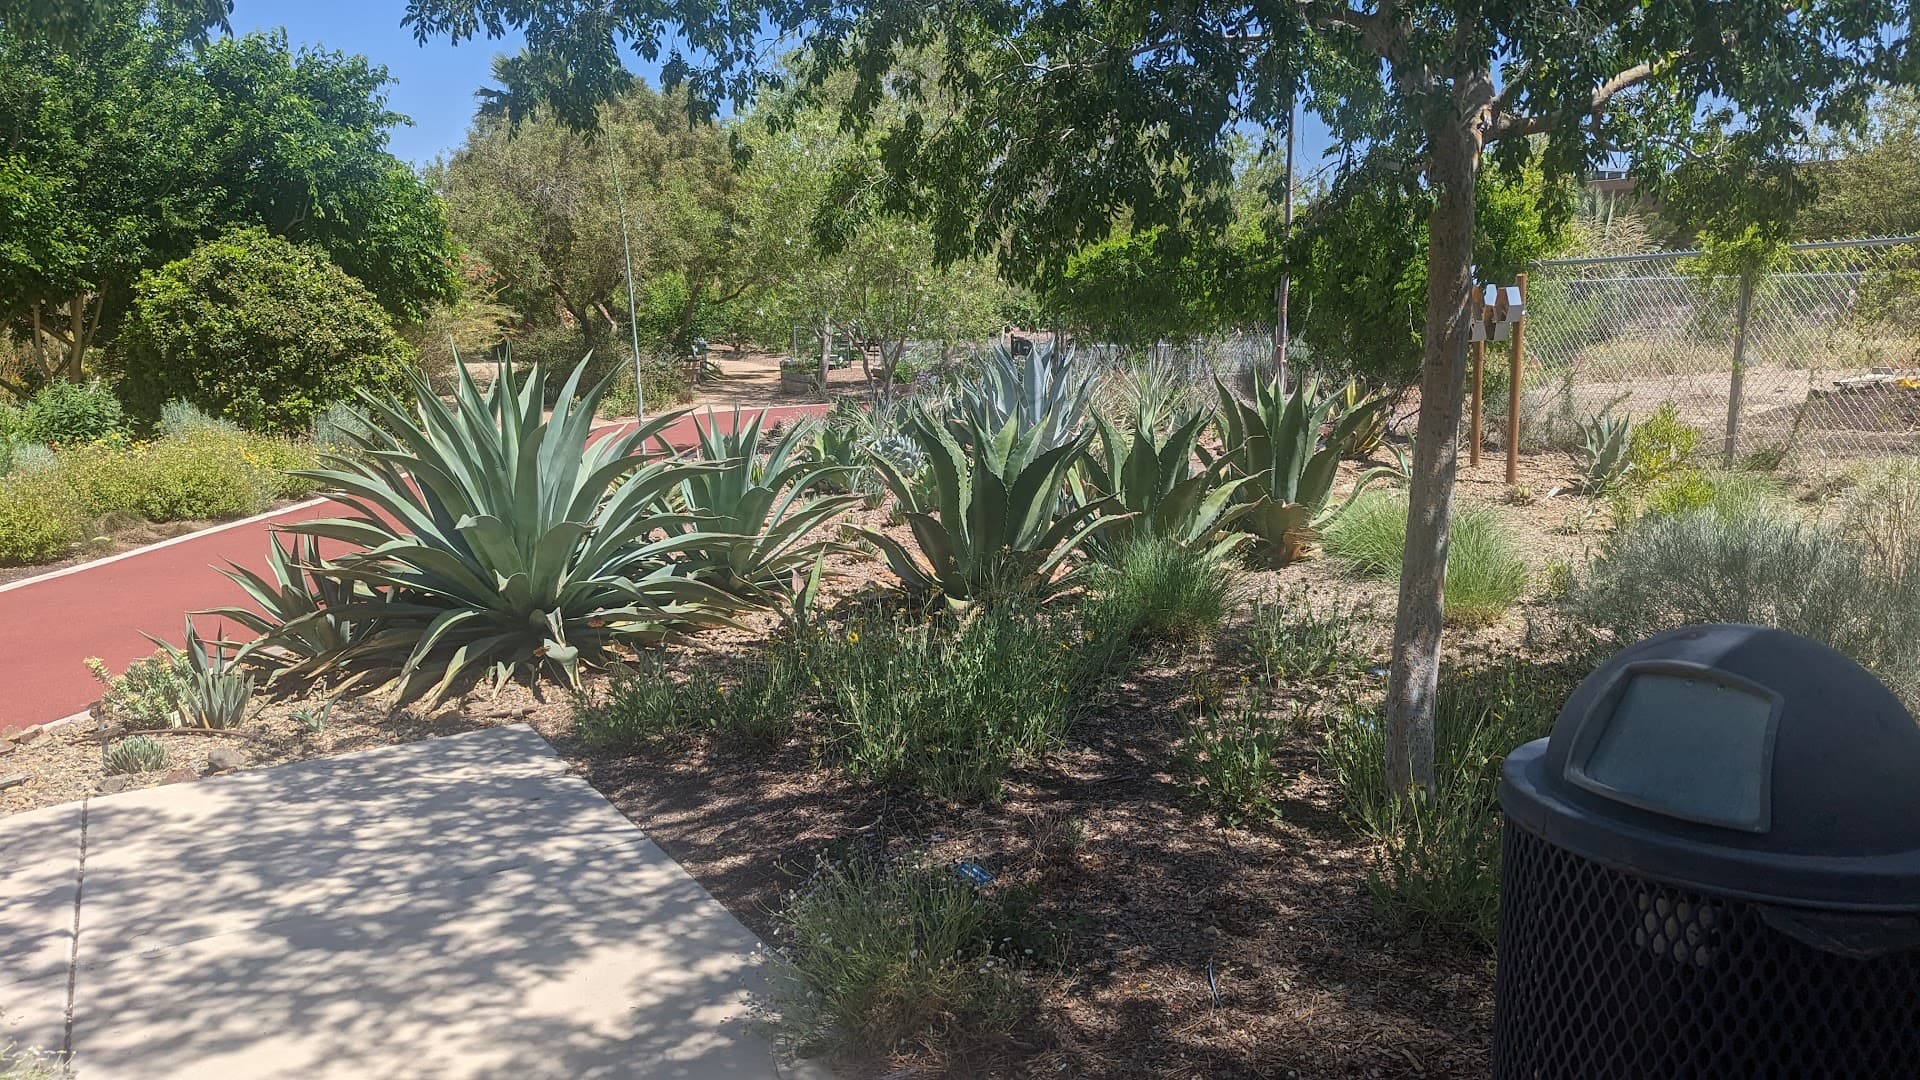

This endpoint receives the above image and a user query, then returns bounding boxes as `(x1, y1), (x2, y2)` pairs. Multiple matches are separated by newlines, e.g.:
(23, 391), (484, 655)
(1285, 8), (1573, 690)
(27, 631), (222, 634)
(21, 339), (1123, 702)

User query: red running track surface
(0, 403), (829, 733)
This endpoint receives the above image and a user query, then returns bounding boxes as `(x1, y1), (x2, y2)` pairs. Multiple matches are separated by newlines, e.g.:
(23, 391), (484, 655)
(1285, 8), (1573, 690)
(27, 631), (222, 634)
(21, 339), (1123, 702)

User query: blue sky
(228, 2), (1338, 176)
(227, 2), (532, 167)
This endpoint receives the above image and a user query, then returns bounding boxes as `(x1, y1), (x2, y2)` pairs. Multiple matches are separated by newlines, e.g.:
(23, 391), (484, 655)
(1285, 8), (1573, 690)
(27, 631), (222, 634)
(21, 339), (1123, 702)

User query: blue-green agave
(662, 407), (860, 600)
(273, 360), (738, 702)
(856, 405), (1117, 605)
(1209, 374), (1391, 563)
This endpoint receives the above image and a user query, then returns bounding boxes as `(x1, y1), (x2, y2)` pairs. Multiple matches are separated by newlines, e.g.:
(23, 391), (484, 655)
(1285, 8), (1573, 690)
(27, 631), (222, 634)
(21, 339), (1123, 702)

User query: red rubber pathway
(0, 404), (829, 734)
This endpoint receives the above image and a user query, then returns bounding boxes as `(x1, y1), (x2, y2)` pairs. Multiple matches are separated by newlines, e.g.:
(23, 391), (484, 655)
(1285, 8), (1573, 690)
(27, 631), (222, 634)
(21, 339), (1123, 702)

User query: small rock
(0, 740), (15, 756)
(159, 765), (197, 786)
(0, 772), (26, 790)
(204, 746), (246, 773)
(99, 776), (131, 794)
(14, 726), (43, 745)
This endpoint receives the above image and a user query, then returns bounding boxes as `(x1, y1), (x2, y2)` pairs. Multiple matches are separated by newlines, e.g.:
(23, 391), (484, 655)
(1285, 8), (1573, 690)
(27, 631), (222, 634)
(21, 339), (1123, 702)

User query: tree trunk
(1382, 116), (1482, 798)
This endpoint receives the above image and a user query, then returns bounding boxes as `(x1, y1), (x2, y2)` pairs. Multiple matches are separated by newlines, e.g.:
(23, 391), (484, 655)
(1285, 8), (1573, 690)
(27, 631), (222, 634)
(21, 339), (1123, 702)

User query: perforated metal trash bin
(1494, 624), (1920, 1079)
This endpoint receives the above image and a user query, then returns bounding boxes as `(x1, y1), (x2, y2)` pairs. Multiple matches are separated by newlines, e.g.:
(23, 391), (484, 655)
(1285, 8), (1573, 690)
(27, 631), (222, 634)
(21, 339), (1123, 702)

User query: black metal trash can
(1495, 624), (1920, 1078)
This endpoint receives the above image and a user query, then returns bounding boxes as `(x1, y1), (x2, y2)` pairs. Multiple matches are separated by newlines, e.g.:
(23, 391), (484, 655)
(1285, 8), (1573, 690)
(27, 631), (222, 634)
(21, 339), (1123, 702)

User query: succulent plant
(104, 735), (170, 775)
(267, 359), (738, 703)
(855, 404), (1117, 605)
(1578, 410), (1633, 493)
(1079, 408), (1250, 562)
(662, 407), (860, 601)
(951, 340), (1096, 452)
(1208, 374), (1390, 564)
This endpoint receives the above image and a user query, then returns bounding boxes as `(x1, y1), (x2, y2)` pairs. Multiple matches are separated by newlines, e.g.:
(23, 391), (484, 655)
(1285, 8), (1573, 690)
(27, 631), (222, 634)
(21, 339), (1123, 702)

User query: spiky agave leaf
(952, 340), (1096, 451)
(1212, 374), (1391, 563)
(271, 358), (741, 703)
(663, 407), (860, 600)
(855, 403), (1118, 605)
(1079, 409), (1252, 560)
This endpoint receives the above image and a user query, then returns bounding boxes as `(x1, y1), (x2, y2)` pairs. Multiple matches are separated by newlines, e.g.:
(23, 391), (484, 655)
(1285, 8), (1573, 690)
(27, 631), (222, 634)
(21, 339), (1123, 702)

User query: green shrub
(1321, 491), (1528, 628)
(1624, 402), (1700, 488)
(0, 471), (85, 565)
(0, 1043), (64, 1080)
(156, 399), (241, 437)
(813, 609), (1078, 801)
(575, 648), (802, 749)
(1574, 508), (1920, 709)
(3, 442), (55, 475)
(1083, 536), (1232, 646)
(104, 735), (170, 775)
(767, 855), (1032, 1063)
(17, 379), (125, 446)
(1841, 457), (1920, 579)
(1321, 663), (1573, 943)
(1641, 467), (1780, 521)
(1246, 587), (1368, 682)
(1176, 695), (1290, 826)
(118, 227), (415, 434)
(63, 438), (269, 521)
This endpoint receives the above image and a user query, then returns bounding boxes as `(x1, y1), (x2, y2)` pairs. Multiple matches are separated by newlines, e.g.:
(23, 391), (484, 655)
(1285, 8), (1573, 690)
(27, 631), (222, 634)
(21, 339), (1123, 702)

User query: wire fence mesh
(1522, 238), (1920, 463)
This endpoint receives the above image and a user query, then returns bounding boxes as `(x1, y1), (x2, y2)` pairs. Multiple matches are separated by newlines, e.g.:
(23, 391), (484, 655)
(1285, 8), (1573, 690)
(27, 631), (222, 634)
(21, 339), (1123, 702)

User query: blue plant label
(953, 860), (995, 886)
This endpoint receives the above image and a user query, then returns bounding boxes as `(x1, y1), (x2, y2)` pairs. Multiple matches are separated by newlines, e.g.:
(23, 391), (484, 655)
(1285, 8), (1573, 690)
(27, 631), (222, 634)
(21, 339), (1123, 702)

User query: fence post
(1470, 338), (1485, 467)
(1724, 268), (1756, 467)
(1507, 273), (1527, 486)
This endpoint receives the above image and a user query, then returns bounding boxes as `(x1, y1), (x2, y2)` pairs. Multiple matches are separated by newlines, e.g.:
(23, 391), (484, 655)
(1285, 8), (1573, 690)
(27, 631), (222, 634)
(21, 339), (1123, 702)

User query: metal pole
(1274, 96), (1295, 391)
(1506, 273), (1527, 487)
(610, 149), (645, 421)
(1725, 269), (1755, 467)
(1470, 338), (1484, 468)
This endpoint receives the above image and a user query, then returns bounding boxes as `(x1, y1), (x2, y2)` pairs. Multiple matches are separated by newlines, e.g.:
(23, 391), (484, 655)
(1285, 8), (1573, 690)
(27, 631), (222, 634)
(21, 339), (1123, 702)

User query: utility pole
(610, 147), (645, 421)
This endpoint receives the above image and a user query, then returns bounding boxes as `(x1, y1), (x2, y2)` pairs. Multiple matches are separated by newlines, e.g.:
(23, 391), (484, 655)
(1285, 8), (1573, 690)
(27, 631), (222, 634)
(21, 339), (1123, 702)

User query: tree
(406, 0), (1913, 795)
(0, 4), (456, 386)
(1797, 88), (1920, 241)
(433, 73), (747, 355)
(1291, 164), (1571, 386)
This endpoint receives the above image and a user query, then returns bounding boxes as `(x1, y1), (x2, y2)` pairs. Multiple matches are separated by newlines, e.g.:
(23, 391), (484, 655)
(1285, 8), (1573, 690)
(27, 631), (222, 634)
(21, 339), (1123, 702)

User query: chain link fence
(1522, 237), (1920, 463)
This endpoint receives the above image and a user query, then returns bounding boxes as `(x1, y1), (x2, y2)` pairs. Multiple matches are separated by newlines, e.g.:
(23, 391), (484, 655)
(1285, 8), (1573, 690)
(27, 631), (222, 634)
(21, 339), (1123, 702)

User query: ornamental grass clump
(1321, 662), (1574, 943)
(766, 854), (1034, 1065)
(1083, 534), (1234, 646)
(244, 359), (738, 702)
(1322, 490), (1528, 628)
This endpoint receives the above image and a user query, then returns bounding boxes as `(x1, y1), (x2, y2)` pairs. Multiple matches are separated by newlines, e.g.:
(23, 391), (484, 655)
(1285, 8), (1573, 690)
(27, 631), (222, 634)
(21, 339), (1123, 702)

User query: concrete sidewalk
(0, 726), (809, 1079)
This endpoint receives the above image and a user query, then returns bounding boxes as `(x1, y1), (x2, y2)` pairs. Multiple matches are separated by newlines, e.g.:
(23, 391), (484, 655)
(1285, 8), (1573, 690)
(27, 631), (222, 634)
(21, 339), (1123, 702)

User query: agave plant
(1577, 410), (1633, 493)
(855, 405), (1117, 605)
(139, 618), (255, 729)
(205, 533), (383, 687)
(1079, 408), (1251, 561)
(105, 735), (170, 775)
(1209, 374), (1390, 563)
(1333, 379), (1390, 459)
(951, 340), (1096, 451)
(662, 407), (860, 600)
(274, 360), (737, 702)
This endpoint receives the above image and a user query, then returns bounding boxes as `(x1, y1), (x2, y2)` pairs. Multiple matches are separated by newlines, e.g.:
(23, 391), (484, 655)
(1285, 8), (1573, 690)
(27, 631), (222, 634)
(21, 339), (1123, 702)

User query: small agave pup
(269, 359), (740, 703)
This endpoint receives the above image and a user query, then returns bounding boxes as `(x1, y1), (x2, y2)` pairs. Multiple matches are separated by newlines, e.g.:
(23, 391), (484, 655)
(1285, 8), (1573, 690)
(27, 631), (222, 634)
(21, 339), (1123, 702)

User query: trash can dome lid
(1500, 624), (1920, 910)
